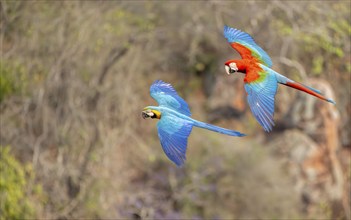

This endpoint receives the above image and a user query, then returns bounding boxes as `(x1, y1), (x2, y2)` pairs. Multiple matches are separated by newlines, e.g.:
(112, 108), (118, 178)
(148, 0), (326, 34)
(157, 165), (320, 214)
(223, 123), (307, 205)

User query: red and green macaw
(223, 25), (335, 132)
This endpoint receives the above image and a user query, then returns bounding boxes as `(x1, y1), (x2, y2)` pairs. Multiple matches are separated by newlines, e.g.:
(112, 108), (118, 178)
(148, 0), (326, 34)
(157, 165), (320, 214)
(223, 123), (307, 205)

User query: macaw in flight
(142, 80), (245, 166)
(223, 25), (335, 132)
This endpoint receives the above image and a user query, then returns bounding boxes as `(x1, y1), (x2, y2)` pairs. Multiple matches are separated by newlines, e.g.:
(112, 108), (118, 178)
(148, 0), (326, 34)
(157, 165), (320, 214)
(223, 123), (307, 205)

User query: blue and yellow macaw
(223, 25), (336, 132)
(142, 80), (245, 166)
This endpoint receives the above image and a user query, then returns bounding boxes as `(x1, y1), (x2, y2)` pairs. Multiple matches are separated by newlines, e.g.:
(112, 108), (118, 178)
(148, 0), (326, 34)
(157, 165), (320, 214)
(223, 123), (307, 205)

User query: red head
(224, 60), (247, 75)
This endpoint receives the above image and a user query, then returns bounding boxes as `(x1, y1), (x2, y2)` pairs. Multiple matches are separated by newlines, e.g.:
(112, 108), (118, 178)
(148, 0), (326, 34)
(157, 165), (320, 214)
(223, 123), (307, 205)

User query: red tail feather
(285, 82), (335, 104)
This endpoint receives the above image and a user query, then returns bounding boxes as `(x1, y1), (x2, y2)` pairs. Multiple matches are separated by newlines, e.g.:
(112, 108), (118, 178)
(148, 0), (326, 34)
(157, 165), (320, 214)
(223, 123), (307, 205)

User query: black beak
(142, 110), (155, 119)
(142, 111), (149, 119)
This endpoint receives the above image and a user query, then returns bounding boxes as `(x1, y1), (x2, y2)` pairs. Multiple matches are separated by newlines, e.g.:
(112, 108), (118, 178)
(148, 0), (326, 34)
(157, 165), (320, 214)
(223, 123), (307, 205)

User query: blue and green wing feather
(157, 115), (193, 166)
(224, 25), (273, 68)
(150, 80), (191, 116)
(244, 69), (278, 132)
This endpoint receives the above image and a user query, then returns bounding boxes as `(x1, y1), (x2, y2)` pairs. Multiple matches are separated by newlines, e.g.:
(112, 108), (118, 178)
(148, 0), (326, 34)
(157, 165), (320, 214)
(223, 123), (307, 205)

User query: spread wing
(157, 115), (193, 166)
(244, 67), (278, 132)
(150, 80), (191, 116)
(224, 25), (273, 68)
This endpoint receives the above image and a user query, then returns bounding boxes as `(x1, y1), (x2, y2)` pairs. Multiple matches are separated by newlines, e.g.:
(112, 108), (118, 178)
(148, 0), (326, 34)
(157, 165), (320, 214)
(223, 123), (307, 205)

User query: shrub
(0, 146), (43, 220)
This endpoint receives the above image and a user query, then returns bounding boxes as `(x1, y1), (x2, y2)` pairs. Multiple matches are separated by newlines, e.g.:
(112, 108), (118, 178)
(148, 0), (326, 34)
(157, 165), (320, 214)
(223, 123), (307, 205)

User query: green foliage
(0, 146), (44, 220)
(103, 7), (157, 36)
(0, 61), (27, 103)
(82, 180), (103, 217)
(312, 56), (324, 75)
(272, 2), (350, 77)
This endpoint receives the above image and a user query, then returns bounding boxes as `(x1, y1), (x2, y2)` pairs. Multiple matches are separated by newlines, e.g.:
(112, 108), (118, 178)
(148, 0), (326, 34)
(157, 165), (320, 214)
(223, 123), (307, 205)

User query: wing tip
(163, 148), (186, 167)
(266, 120), (275, 132)
(223, 25), (237, 42)
(153, 79), (166, 85)
(223, 24), (239, 32)
(175, 161), (185, 167)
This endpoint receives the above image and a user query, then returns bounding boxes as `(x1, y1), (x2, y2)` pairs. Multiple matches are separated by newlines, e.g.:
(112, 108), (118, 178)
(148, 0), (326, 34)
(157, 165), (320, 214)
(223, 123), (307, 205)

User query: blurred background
(0, 1), (350, 219)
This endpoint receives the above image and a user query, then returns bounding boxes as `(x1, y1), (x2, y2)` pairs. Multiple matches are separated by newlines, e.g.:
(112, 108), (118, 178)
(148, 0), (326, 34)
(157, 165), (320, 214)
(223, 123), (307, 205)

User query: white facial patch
(229, 63), (238, 71)
(225, 65), (231, 75)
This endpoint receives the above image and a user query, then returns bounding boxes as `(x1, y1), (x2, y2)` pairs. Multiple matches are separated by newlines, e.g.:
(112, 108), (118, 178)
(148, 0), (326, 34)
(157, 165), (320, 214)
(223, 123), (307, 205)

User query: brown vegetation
(0, 1), (350, 219)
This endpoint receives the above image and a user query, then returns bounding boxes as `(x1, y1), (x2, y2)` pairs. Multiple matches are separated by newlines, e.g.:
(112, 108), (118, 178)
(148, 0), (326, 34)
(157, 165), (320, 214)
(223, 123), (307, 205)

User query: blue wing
(157, 115), (193, 166)
(150, 80), (191, 116)
(223, 25), (273, 68)
(244, 67), (278, 132)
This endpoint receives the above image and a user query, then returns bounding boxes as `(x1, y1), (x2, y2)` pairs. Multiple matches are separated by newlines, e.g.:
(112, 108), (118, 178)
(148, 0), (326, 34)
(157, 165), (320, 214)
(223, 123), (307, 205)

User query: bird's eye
(142, 111), (149, 119)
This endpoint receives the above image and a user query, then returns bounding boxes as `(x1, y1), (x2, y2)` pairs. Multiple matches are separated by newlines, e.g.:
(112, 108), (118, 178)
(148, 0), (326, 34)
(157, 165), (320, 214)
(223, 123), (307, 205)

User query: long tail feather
(284, 81), (336, 104)
(272, 70), (336, 105)
(193, 120), (246, 137)
(305, 85), (322, 95)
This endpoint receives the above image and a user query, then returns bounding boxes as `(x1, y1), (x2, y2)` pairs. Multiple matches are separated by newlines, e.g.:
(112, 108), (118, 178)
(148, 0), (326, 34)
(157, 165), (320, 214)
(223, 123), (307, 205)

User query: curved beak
(225, 65), (231, 75)
(141, 110), (154, 119)
(225, 64), (238, 75)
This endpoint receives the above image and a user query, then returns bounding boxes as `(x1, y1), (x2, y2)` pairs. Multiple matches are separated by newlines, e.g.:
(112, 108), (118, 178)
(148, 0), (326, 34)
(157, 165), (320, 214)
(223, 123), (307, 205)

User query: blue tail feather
(193, 120), (246, 137)
(327, 98), (336, 105)
(305, 85), (322, 95)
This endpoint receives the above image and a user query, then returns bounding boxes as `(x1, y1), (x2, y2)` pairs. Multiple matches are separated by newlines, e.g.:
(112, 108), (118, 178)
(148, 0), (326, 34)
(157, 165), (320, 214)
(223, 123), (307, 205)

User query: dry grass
(0, 1), (350, 219)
